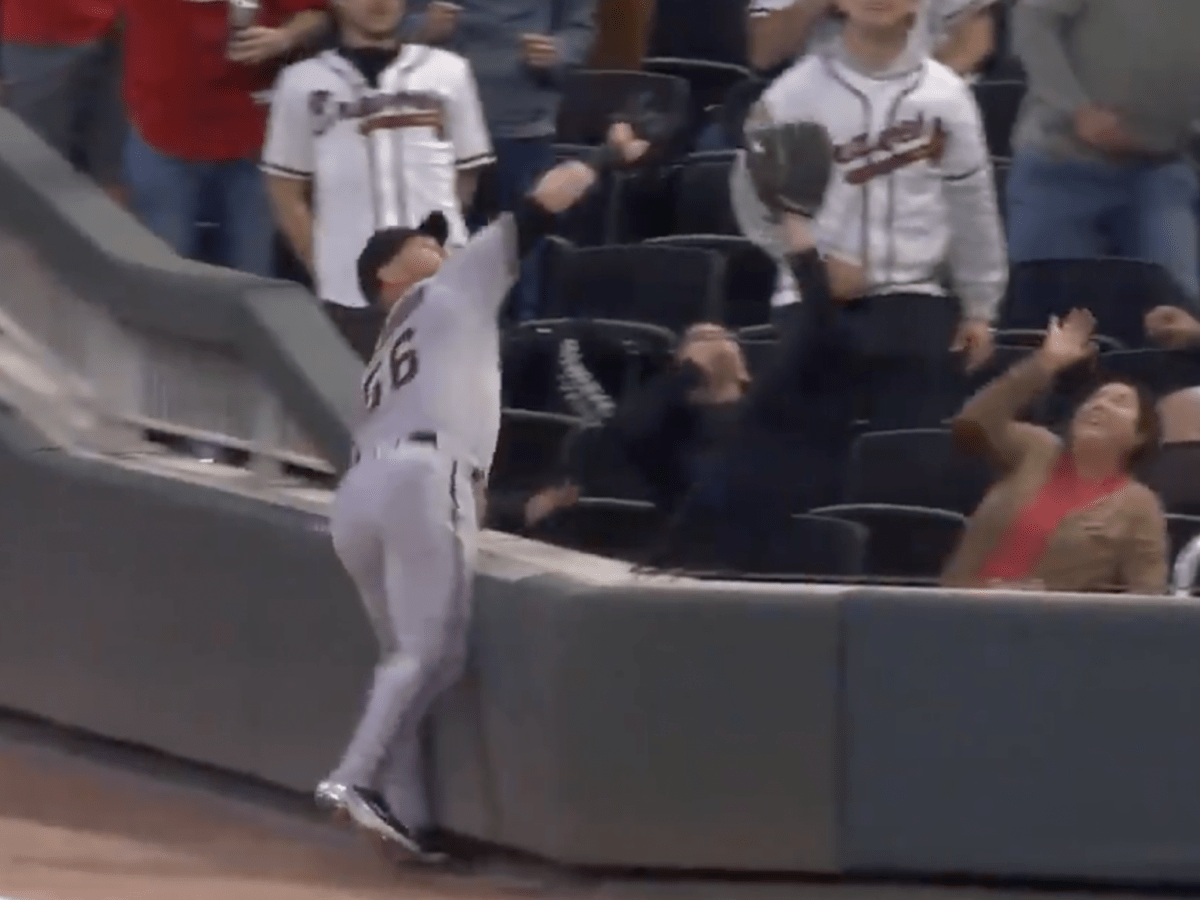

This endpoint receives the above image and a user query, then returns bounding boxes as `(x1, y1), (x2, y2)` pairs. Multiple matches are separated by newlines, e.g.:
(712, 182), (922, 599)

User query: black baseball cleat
(316, 781), (446, 863)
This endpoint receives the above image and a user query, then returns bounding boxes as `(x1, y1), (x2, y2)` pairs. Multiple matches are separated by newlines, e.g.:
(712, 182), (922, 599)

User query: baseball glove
(743, 119), (835, 218)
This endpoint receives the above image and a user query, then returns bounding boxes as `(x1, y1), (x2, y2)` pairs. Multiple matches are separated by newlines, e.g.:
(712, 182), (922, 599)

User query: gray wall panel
(523, 585), (844, 870)
(842, 590), (1200, 883)
(0, 415), (372, 788)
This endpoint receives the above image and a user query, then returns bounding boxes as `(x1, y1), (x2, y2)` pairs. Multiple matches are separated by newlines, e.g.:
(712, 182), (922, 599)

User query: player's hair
(356, 212), (450, 306)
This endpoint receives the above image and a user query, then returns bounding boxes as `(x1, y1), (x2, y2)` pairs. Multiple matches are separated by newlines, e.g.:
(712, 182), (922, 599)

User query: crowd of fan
(4, 0), (1200, 591)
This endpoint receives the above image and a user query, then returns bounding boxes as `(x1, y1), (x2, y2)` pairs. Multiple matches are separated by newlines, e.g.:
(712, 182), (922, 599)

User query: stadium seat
(672, 151), (740, 236)
(809, 503), (967, 582)
(972, 79), (1025, 157)
(556, 70), (691, 148)
(716, 77), (767, 148)
(844, 429), (993, 515)
(491, 409), (581, 492)
(994, 328), (1125, 353)
(642, 58), (752, 145)
(645, 234), (777, 328)
(529, 497), (665, 561)
(1141, 441), (1200, 516)
(1097, 349), (1200, 400)
(739, 338), (778, 378)
(544, 242), (726, 331)
(563, 423), (652, 500)
(1003, 258), (1190, 349)
(1166, 513), (1200, 565)
(656, 510), (868, 578)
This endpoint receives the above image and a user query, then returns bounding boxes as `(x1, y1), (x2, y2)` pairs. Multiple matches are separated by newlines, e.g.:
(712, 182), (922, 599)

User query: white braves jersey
(262, 46), (495, 309)
(746, 0), (997, 57)
(351, 217), (519, 473)
(761, 51), (1006, 317)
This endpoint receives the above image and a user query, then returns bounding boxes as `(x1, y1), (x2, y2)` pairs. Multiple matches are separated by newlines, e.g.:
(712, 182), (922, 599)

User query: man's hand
(951, 318), (995, 372)
(228, 26), (292, 64)
(779, 212), (815, 255)
(607, 121), (651, 165)
(521, 33), (559, 68)
(424, 1), (461, 43)
(524, 483), (580, 527)
(1038, 308), (1096, 372)
(1145, 305), (1200, 350)
(824, 253), (867, 303)
(1074, 105), (1145, 155)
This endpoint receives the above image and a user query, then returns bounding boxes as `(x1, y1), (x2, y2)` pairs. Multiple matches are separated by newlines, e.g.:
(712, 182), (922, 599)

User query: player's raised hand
(606, 121), (651, 165)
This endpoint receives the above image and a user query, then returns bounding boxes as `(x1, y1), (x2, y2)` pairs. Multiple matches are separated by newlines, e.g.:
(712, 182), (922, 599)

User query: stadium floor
(0, 714), (1196, 900)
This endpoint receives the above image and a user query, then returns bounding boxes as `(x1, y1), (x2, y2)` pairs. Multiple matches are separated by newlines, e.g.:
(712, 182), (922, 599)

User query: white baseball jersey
(759, 49), (1007, 319)
(350, 217), (519, 473)
(746, 0), (998, 57)
(262, 46), (495, 309)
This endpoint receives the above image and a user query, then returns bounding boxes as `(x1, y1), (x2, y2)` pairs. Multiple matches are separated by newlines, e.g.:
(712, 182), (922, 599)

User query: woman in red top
(942, 309), (1169, 594)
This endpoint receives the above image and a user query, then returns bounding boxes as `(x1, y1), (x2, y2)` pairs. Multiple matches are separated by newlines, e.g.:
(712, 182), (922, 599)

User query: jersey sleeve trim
(456, 151), (497, 170)
(260, 161), (313, 179)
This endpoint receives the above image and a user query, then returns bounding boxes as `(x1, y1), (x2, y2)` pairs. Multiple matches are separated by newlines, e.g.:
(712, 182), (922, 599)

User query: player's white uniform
(325, 217), (518, 829)
(262, 46), (495, 309)
(757, 48), (1007, 319)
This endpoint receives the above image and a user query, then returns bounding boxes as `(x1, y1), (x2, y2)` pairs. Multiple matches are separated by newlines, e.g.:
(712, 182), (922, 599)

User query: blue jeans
(124, 127), (274, 276)
(1, 38), (126, 186)
(491, 137), (556, 321)
(1006, 149), (1200, 299)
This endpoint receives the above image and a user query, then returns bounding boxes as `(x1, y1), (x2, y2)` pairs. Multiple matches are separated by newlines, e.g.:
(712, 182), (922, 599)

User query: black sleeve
(741, 248), (840, 423)
(512, 195), (559, 259)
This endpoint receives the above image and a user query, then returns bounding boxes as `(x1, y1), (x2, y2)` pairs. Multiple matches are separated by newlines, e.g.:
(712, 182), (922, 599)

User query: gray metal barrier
(0, 109), (361, 471)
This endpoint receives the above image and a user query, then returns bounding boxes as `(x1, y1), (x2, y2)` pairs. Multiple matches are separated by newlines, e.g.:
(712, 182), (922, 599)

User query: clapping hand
(227, 26), (291, 63)
(521, 33), (559, 68)
(1039, 308), (1097, 372)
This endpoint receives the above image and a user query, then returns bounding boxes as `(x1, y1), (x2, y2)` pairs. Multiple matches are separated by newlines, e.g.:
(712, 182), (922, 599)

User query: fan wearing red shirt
(943, 309), (1169, 594)
(0, 0), (126, 199)
(121, 0), (327, 276)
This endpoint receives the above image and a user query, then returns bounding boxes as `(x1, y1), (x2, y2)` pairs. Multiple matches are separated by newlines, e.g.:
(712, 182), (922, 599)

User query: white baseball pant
(326, 441), (478, 829)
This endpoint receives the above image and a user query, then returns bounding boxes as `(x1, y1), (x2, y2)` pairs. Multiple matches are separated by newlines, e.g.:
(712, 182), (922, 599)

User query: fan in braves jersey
(262, 0), (494, 361)
(736, 0), (1006, 428)
(314, 120), (654, 860)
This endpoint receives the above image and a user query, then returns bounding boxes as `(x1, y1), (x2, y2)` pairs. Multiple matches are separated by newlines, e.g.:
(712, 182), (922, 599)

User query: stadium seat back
(557, 70), (691, 148)
(491, 409), (581, 492)
(1004, 258), (1189, 349)
(845, 429), (993, 515)
(1141, 442), (1200, 517)
(673, 151), (740, 236)
(646, 234), (777, 328)
(810, 503), (967, 582)
(546, 243), (726, 332)
(530, 498), (665, 561)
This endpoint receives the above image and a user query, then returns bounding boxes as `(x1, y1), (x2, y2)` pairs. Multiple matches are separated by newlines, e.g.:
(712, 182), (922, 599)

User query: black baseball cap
(356, 211), (449, 306)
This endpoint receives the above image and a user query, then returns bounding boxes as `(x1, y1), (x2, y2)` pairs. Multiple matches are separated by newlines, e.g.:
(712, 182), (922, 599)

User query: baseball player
(734, 0), (1006, 427)
(262, 0), (494, 359)
(314, 119), (655, 860)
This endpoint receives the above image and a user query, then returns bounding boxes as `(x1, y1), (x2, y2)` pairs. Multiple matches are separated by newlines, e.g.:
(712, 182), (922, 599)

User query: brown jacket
(940, 356), (1169, 594)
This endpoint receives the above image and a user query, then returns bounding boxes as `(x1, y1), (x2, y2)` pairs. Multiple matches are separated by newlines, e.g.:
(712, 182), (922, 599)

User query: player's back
(351, 218), (519, 473)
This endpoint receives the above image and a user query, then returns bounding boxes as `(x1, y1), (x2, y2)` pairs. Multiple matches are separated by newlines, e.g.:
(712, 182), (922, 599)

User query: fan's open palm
(1040, 308), (1096, 371)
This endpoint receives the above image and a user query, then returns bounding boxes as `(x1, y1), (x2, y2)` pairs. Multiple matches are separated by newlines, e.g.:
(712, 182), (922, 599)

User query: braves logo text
(835, 114), (948, 185)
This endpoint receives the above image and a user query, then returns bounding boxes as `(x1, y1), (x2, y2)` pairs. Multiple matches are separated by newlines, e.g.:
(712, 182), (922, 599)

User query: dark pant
(325, 302), (384, 363)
